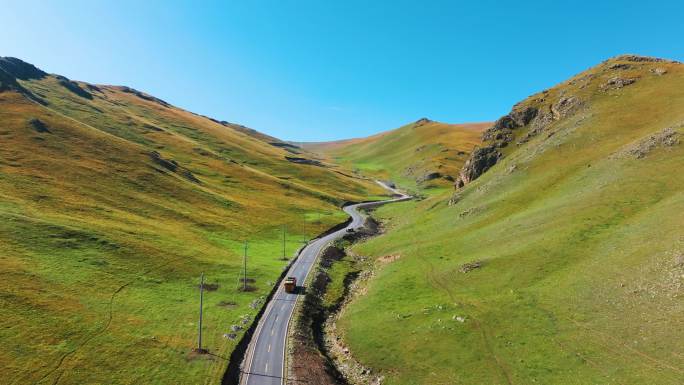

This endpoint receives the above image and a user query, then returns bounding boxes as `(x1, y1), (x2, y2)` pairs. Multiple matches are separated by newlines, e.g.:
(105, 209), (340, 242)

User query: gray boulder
(455, 146), (501, 187)
(600, 77), (637, 91)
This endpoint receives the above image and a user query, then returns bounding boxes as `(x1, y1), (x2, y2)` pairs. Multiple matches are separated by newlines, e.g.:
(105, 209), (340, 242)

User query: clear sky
(2, 0), (683, 141)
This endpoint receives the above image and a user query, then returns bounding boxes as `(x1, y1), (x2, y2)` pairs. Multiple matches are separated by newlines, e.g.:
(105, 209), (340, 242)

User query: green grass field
(320, 56), (684, 384)
(0, 59), (385, 384)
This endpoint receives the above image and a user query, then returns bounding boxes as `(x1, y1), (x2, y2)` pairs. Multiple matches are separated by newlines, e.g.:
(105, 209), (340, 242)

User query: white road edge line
(241, 181), (410, 385)
(279, 182), (410, 384)
(241, 287), (282, 385)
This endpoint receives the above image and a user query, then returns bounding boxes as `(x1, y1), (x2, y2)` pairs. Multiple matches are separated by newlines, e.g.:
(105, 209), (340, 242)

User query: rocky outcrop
(650, 68), (667, 76)
(611, 55), (675, 63)
(608, 63), (632, 70)
(482, 105), (538, 145)
(600, 76), (637, 91)
(518, 95), (584, 145)
(459, 261), (482, 273)
(611, 126), (680, 159)
(450, 54), (679, 195)
(455, 90), (585, 188)
(551, 95), (582, 120)
(455, 145), (501, 187)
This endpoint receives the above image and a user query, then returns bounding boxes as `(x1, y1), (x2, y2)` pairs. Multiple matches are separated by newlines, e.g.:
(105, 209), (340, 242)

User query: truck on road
(284, 277), (297, 293)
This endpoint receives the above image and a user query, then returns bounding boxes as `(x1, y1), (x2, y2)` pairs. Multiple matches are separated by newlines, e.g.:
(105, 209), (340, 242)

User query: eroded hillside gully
(286, 209), (388, 385)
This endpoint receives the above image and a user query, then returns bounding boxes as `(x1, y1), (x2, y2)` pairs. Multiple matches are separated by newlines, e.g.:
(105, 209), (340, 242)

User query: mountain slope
(305, 120), (488, 192)
(331, 55), (684, 384)
(0, 58), (384, 385)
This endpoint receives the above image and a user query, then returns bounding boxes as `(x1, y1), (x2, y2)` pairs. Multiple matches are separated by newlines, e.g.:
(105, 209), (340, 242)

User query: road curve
(240, 181), (410, 385)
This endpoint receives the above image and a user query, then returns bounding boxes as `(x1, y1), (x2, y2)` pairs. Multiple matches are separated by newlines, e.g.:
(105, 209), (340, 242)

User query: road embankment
(285, 215), (384, 385)
(222, 218), (352, 385)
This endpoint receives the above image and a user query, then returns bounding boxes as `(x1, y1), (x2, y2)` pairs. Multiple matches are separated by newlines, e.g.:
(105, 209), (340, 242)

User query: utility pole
(243, 241), (248, 291)
(282, 224), (286, 260)
(198, 273), (204, 352)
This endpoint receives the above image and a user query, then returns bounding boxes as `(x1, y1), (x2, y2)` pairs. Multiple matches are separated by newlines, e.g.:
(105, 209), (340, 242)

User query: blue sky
(2, 1), (683, 141)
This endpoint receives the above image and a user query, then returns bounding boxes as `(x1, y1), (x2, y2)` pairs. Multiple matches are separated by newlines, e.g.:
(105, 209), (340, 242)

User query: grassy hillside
(334, 55), (684, 384)
(305, 120), (487, 193)
(0, 57), (384, 385)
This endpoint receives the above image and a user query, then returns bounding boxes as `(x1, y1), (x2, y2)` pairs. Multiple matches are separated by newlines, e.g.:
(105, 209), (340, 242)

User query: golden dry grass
(0, 67), (384, 385)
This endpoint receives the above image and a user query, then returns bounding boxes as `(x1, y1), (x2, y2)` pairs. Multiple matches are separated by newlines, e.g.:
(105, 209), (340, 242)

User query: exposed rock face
(651, 68), (668, 76)
(455, 88), (588, 188)
(455, 145), (501, 187)
(611, 126), (680, 159)
(459, 261), (482, 273)
(455, 104), (542, 187)
(608, 63), (632, 70)
(612, 55), (673, 63)
(551, 95), (582, 120)
(455, 95), (586, 187)
(450, 54), (679, 197)
(483, 106), (538, 144)
(517, 95), (584, 145)
(600, 76), (637, 91)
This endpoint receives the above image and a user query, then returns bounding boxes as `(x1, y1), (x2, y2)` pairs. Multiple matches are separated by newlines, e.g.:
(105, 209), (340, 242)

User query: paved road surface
(240, 181), (410, 385)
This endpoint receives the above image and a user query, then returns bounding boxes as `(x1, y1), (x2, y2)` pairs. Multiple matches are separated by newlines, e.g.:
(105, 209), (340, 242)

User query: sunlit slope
(305, 119), (487, 191)
(337, 55), (684, 384)
(0, 57), (383, 385)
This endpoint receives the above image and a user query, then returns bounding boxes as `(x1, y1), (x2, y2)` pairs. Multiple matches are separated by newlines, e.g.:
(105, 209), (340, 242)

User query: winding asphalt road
(240, 181), (410, 385)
